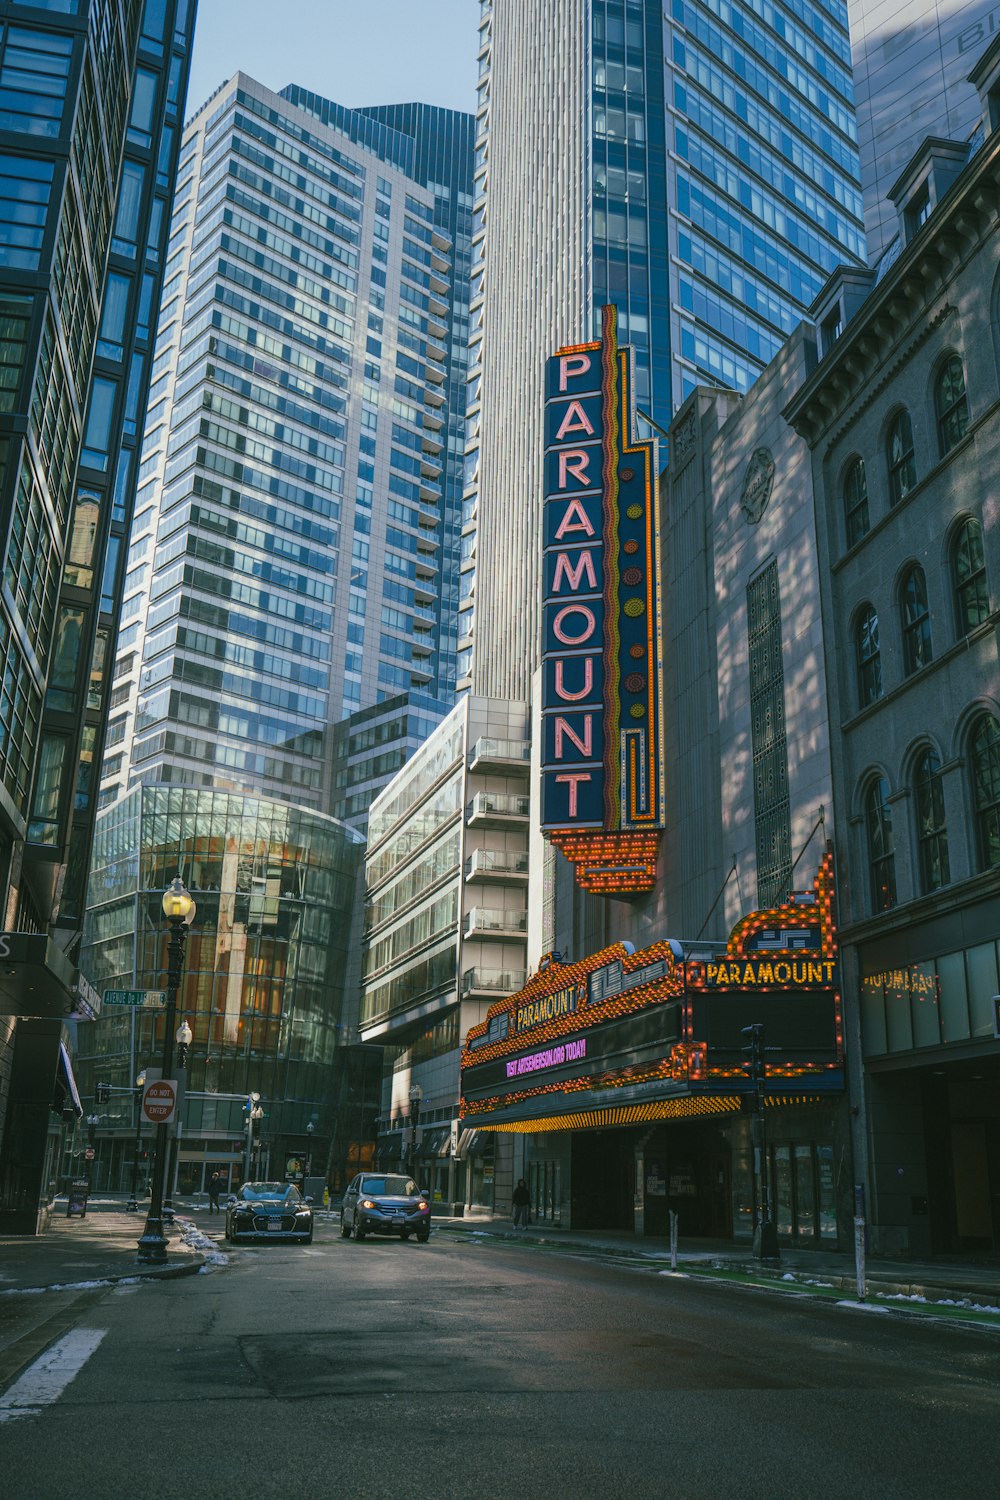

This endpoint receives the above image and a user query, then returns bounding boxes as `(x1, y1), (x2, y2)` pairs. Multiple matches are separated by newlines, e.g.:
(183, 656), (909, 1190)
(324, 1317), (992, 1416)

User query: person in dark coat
(208, 1172), (223, 1213)
(512, 1178), (530, 1230)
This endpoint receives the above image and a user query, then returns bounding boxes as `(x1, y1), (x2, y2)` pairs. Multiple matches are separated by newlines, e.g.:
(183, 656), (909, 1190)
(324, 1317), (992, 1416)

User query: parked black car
(341, 1173), (430, 1241)
(225, 1182), (313, 1244)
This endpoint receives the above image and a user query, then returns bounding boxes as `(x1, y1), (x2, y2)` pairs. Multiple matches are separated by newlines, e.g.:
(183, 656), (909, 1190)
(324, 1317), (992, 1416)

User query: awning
(456, 1128), (485, 1159)
(0, 932), (77, 1018)
(55, 1041), (83, 1119)
(417, 1127), (447, 1157)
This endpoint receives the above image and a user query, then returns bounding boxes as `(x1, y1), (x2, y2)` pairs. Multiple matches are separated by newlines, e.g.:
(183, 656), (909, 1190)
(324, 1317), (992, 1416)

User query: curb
(1, 1254), (207, 1295)
(437, 1224), (1000, 1311)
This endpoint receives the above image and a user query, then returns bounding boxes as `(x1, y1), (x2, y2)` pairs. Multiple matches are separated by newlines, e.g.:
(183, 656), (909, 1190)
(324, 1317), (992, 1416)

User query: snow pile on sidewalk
(178, 1220), (229, 1269)
(875, 1291), (1000, 1314)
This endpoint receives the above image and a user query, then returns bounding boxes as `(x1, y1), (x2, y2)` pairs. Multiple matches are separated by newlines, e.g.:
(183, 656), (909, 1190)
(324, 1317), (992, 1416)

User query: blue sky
(186, 0), (477, 119)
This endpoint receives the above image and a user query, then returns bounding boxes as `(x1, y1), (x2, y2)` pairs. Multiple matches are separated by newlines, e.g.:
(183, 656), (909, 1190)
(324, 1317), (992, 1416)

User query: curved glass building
(77, 785), (364, 1194)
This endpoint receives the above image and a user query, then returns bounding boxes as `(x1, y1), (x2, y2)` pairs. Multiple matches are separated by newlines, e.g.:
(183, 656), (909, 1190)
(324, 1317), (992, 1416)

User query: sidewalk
(433, 1215), (1000, 1311)
(0, 1198), (209, 1293)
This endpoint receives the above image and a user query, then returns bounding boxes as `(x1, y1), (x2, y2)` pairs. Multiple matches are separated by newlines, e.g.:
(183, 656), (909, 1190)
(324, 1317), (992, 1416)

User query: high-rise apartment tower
(101, 77), (472, 810)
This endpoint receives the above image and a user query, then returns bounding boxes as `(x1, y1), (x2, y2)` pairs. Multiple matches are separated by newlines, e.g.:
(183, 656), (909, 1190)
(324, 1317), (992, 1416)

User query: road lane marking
(0, 1328), (107, 1422)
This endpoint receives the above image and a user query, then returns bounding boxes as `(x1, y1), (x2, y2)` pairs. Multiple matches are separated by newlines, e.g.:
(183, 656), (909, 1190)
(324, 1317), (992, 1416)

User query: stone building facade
(787, 42), (1000, 1254)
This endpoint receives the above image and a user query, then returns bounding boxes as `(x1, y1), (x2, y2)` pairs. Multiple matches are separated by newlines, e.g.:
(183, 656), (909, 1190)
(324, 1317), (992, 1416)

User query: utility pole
(742, 1023), (779, 1261)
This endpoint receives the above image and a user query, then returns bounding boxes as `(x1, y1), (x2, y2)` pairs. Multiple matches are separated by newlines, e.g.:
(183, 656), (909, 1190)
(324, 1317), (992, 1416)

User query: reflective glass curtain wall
(0, 0), (195, 938)
(463, 0), (864, 699)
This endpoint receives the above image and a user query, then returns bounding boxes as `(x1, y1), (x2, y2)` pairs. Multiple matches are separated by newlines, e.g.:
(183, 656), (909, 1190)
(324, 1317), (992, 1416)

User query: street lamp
(137, 876), (196, 1264)
(408, 1083), (423, 1178)
(244, 1092), (263, 1182)
(127, 1069), (146, 1212)
(163, 1017), (194, 1223)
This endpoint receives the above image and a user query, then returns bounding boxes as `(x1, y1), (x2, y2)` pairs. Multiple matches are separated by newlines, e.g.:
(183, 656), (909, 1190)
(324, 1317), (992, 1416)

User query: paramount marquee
(540, 305), (666, 894)
(460, 854), (843, 1132)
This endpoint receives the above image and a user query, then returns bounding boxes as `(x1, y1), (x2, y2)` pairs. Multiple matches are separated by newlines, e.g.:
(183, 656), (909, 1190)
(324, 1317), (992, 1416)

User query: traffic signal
(740, 1024), (763, 1082)
(95, 1082), (111, 1104)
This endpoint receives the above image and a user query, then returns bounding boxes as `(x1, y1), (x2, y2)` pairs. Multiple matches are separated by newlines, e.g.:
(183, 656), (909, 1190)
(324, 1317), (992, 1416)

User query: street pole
(162, 1019), (191, 1221)
(244, 1093), (262, 1183)
(126, 1069), (146, 1212)
(742, 1023), (779, 1262)
(408, 1082), (423, 1180)
(137, 877), (196, 1265)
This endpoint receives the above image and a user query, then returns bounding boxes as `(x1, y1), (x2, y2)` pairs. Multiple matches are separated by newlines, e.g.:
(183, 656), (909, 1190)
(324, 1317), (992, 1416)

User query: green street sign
(103, 989), (166, 1007)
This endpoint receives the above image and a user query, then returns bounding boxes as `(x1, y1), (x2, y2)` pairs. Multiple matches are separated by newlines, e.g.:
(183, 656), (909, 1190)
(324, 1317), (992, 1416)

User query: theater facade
(461, 854), (852, 1245)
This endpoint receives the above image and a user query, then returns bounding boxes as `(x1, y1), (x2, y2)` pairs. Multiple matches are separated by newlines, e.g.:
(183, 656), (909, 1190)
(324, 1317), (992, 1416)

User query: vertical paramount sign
(541, 305), (665, 894)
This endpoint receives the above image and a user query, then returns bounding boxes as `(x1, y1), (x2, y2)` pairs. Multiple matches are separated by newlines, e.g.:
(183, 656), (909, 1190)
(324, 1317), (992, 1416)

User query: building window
(952, 518), (988, 637)
(843, 458), (869, 547)
(936, 355), (969, 456)
(914, 749), (949, 893)
(900, 564), (932, 675)
(0, 27), (74, 138)
(855, 604), (882, 707)
(747, 562), (790, 907)
(887, 409), (916, 505)
(865, 777), (896, 913)
(969, 713), (1000, 871)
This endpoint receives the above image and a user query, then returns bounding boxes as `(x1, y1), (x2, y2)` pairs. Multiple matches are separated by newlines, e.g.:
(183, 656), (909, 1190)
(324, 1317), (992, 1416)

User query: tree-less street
(2, 1223), (999, 1500)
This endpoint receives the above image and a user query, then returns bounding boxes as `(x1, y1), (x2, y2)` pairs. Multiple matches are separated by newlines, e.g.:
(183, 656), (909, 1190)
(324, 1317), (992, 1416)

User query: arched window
(936, 355), (969, 455)
(887, 410), (916, 505)
(914, 749), (949, 892)
(952, 518), (988, 637)
(855, 604), (882, 707)
(969, 713), (1000, 871)
(843, 458), (869, 547)
(900, 564), (932, 674)
(865, 777), (896, 911)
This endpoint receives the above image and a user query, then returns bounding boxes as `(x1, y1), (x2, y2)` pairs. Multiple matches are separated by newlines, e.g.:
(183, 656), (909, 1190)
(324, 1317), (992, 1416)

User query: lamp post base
(753, 1218), (780, 1261)
(137, 1215), (168, 1264)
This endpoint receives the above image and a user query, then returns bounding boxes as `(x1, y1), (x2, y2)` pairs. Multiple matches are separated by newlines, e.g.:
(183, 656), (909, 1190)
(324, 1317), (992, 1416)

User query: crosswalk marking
(0, 1328), (107, 1422)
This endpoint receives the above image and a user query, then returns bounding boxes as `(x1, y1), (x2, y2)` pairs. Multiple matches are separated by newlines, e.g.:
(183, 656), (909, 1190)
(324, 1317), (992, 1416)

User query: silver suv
(341, 1173), (431, 1242)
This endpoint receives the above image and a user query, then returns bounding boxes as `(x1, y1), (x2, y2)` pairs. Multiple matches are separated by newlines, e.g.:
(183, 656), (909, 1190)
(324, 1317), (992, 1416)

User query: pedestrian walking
(512, 1177), (530, 1230)
(208, 1172), (223, 1213)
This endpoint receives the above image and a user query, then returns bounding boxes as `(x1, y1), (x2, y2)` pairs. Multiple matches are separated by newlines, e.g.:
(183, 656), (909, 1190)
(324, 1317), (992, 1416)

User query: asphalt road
(3, 1220), (999, 1500)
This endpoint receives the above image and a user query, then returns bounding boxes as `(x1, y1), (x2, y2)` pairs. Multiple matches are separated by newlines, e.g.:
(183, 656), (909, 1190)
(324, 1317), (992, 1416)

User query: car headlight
(361, 1199), (375, 1210)
(417, 1201), (428, 1211)
(294, 1208), (310, 1218)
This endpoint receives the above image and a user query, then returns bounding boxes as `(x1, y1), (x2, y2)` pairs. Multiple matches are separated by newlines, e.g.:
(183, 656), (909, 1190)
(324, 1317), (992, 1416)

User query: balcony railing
(466, 792), (530, 824)
(465, 849), (529, 880)
(461, 967), (527, 997)
(469, 737), (531, 772)
(463, 906), (528, 937)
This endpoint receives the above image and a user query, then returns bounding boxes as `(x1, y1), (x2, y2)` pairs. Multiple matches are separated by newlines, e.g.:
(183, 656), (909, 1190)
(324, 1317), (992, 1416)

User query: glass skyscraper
(462, 0), (865, 699)
(0, 0), (197, 1231)
(100, 76), (471, 811)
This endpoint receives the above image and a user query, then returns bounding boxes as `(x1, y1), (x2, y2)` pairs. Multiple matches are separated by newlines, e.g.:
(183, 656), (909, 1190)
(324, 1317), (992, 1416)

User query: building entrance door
(570, 1129), (634, 1229)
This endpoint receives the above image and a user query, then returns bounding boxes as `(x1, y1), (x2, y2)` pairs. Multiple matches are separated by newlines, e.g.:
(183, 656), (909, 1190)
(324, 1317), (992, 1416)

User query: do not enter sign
(142, 1078), (178, 1124)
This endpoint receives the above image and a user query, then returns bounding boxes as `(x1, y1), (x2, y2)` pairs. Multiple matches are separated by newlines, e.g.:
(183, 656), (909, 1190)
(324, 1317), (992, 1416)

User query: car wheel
(352, 1216), (366, 1241)
(416, 1228), (429, 1243)
(301, 1232), (313, 1245)
(340, 1216), (350, 1238)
